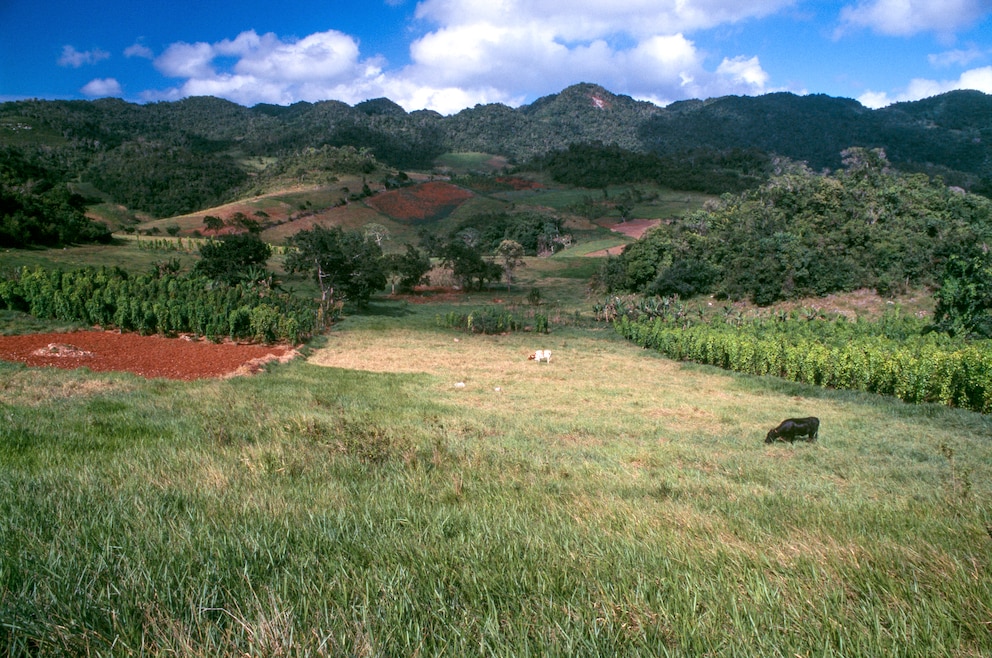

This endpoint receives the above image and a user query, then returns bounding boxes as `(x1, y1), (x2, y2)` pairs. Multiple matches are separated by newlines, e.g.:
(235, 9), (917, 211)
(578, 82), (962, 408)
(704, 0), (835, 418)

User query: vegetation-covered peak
(354, 98), (408, 116)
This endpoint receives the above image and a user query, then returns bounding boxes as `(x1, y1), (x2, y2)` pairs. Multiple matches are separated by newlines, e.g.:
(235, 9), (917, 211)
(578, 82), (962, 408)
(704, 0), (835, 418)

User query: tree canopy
(601, 149), (992, 305)
(194, 233), (272, 285)
(285, 225), (386, 308)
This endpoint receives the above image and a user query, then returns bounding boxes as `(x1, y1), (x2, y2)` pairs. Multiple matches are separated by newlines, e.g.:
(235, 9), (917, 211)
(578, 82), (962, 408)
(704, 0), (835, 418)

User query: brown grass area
(262, 204), (388, 242)
(306, 325), (774, 439)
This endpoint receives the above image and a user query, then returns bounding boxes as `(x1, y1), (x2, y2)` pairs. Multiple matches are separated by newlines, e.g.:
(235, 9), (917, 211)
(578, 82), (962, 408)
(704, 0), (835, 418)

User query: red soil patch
(495, 176), (544, 191)
(608, 218), (661, 238)
(0, 331), (297, 381)
(365, 182), (473, 222)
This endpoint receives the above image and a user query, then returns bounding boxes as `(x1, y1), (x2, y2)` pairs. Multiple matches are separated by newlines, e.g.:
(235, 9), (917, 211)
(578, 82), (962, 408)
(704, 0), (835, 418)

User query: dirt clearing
(0, 331), (296, 380)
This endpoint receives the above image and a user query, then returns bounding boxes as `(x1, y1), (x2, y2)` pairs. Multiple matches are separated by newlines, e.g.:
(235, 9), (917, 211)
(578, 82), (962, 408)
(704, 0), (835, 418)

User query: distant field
(496, 184), (714, 221)
(434, 152), (508, 173)
(1, 238), (200, 273)
(122, 177), (707, 253)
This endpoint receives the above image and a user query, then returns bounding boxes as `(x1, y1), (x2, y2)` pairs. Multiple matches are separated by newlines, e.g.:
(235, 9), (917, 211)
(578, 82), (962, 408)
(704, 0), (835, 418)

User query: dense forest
(1, 84), (991, 248)
(600, 147), (992, 307)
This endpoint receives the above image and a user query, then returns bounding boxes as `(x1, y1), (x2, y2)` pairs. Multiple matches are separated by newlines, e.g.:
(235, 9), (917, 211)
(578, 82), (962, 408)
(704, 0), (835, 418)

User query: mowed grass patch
(2, 302), (991, 656)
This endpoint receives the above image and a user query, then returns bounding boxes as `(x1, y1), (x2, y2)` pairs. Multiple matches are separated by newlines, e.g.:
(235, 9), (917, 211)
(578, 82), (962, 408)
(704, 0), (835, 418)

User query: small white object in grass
(494, 386), (501, 392)
(454, 382), (466, 388)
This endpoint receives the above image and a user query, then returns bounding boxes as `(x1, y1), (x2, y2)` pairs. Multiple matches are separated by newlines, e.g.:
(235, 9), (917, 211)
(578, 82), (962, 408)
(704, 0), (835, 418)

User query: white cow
(529, 349), (552, 363)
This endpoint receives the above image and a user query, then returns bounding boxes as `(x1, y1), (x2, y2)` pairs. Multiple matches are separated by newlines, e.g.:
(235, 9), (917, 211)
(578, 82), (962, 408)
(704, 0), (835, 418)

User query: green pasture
(434, 152), (508, 174)
(494, 184), (715, 221)
(0, 115), (66, 148)
(1, 238), (200, 274)
(1, 261), (991, 655)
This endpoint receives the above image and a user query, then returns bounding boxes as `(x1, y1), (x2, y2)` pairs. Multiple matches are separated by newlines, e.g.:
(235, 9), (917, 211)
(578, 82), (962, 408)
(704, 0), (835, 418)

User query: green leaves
(932, 252), (992, 339)
(286, 225), (387, 308)
(604, 161), (992, 305)
(617, 312), (992, 414)
(0, 265), (318, 344)
(194, 233), (272, 286)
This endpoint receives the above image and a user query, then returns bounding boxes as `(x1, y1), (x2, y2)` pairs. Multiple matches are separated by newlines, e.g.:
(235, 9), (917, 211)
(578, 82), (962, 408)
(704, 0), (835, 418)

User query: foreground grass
(2, 303), (991, 656)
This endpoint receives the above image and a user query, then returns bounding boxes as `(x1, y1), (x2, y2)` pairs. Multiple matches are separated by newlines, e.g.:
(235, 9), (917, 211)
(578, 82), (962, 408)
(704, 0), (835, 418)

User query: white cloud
(414, 0), (797, 39)
(928, 46), (988, 68)
(858, 65), (992, 107)
(145, 29), (388, 106)
(231, 30), (367, 82)
(155, 41), (218, 78)
(81, 78), (122, 97)
(58, 45), (110, 68)
(137, 1), (795, 112)
(399, 14), (776, 110)
(124, 43), (155, 59)
(838, 0), (992, 38)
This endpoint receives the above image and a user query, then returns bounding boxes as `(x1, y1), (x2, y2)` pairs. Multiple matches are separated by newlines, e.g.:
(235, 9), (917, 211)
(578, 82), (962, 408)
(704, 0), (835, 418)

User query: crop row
(0, 266), (320, 344)
(616, 315), (992, 413)
(438, 307), (549, 334)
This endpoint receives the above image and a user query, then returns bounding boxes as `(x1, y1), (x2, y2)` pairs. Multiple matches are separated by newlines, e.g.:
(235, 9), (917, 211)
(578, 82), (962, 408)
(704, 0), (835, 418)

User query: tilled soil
(0, 330), (297, 380)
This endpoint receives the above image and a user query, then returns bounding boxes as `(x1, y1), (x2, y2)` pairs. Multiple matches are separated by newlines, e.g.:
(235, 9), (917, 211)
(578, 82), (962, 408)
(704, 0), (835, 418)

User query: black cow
(765, 417), (819, 443)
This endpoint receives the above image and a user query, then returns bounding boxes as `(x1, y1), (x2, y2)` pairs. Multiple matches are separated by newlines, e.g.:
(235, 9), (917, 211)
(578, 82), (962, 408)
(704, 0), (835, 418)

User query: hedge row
(616, 315), (992, 414)
(438, 307), (549, 334)
(0, 266), (320, 344)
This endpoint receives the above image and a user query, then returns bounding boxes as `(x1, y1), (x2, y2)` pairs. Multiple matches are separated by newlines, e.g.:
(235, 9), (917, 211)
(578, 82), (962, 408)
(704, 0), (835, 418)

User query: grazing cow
(765, 417), (819, 443)
(529, 349), (552, 363)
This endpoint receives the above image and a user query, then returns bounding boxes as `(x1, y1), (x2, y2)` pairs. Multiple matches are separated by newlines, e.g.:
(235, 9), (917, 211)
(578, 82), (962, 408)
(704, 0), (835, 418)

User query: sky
(2, 0), (992, 115)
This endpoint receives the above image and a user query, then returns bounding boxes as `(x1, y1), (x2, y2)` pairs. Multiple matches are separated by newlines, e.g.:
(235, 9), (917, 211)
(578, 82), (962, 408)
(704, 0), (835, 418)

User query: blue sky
(2, 0), (991, 114)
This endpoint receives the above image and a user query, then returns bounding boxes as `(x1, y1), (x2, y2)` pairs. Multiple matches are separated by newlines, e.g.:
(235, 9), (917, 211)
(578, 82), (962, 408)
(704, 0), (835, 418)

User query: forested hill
(2, 83), (991, 222)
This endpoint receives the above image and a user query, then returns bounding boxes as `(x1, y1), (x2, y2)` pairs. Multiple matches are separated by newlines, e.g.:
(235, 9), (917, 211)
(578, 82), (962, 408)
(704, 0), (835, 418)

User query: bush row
(616, 315), (992, 413)
(438, 307), (549, 334)
(0, 266), (320, 344)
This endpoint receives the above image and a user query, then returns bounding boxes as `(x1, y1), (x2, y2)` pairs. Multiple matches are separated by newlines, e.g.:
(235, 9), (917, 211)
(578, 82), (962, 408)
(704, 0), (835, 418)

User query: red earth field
(0, 331), (297, 381)
(365, 181), (473, 222)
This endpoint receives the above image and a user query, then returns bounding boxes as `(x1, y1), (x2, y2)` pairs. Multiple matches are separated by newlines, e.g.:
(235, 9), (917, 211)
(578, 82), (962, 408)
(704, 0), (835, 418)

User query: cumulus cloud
(124, 43), (155, 59)
(144, 29), (387, 106)
(928, 46), (988, 68)
(858, 65), (992, 107)
(414, 0), (797, 39)
(396, 1), (783, 110)
(58, 45), (110, 68)
(81, 78), (122, 97)
(838, 0), (992, 38)
(138, 1), (795, 112)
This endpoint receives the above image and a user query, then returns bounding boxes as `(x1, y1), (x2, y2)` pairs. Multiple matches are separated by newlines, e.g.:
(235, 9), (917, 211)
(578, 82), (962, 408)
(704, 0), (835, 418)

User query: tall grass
(2, 300), (991, 656)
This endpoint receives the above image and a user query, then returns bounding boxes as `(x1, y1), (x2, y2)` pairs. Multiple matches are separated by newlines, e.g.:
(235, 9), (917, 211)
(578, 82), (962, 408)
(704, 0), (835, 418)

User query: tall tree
(285, 225), (386, 309)
(440, 240), (502, 290)
(385, 243), (431, 293)
(495, 239), (525, 290)
(931, 252), (992, 338)
(194, 233), (272, 285)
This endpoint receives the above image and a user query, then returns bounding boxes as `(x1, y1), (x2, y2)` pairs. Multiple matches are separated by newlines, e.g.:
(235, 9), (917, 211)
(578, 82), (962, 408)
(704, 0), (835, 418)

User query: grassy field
(2, 263), (991, 655)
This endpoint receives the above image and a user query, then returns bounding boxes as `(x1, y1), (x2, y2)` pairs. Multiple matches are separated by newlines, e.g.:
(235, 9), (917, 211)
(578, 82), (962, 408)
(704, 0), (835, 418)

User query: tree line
(525, 143), (771, 194)
(0, 146), (111, 248)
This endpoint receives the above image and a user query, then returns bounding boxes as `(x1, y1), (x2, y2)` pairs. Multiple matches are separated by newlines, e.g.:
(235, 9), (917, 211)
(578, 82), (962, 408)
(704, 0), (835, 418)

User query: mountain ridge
(2, 83), (991, 218)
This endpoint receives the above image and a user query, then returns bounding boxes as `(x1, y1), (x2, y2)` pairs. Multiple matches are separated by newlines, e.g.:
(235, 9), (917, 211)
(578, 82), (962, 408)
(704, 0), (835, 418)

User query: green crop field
(2, 262), (990, 655)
